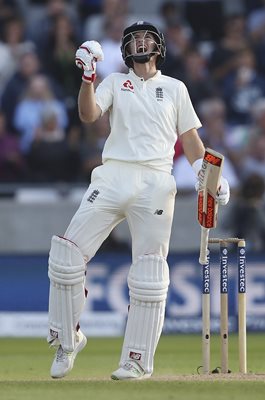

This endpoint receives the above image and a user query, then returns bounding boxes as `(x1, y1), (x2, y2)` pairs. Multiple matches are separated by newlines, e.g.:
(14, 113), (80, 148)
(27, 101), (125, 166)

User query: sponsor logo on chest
(121, 80), (134, 93)
(120, 81), (165, 102)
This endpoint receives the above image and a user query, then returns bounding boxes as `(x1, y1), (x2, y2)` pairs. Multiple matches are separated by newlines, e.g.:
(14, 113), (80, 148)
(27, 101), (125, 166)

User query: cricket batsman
(47, 21), (230, 380)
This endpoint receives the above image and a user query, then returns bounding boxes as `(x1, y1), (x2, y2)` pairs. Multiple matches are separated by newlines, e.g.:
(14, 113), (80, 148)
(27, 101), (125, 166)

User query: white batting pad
(119, 255), (169, 374)
(47, 236), (86, 351)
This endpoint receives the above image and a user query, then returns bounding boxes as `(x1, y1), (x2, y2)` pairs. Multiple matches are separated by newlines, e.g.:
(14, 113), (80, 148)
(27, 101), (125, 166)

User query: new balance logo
(154, 209), (163, 215)
(87, 189), (100, 203)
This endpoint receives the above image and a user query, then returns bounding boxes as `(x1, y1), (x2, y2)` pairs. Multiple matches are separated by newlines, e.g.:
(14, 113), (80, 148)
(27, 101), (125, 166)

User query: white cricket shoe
(111, 361), (152, 381)
(50, 330), (87, 379)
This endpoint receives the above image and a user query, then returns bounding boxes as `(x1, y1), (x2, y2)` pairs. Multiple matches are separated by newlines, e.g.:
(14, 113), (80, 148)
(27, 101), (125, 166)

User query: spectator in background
(26, 0), (80, 50)
(96, 15), (127, 78)
(242, 133), (265, 179)
(0, 15), (35, 96)
(249, 97), (265, 138)
(82, 0), (129, 41)
(184, 0), (224, 41)
(77, 0), (102, 21)
(247, 0), (265, 44)
(0, 110), (26, 182)
(41, 12), (82, 125)
(159, 1), (184, 28)
(247, 1), (265, 76)
(1, 49), (59, 132)
(182, 47), (218, 108)
(161, 16), (193, 80)
(222, 46), (265, 125)
(197, 97), (240, 186)
(225, 173), (265, 251)
(13, 74), (68, 154)
(209, 13), (249, 86)
(198, 97), (230, 151)
(82, 0), (165, 43)
(27, 107), (80, 182)
(0, 0), (18, 38)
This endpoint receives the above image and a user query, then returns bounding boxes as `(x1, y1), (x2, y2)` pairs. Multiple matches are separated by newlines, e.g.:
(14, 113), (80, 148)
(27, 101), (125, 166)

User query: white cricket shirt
(95, 69), (202, 173)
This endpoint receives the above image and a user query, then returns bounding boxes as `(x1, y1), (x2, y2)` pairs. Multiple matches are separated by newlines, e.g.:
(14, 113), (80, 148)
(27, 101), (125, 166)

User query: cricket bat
(198, 148), (224, 265)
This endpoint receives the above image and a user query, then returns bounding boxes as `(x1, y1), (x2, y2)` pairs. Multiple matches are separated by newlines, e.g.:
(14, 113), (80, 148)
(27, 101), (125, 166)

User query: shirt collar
(129, 69), (161, 81)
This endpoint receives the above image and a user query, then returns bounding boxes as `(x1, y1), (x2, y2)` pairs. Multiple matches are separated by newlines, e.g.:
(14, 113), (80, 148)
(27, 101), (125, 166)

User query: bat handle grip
(199, 227), (209, 265)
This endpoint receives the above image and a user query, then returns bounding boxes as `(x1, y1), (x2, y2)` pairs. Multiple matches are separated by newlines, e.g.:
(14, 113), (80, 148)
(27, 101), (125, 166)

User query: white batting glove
(193, 159), (230, 205)
(194, 175), (230, 205)
(75, 40), (104, 83)
(216, 176), (230, 205)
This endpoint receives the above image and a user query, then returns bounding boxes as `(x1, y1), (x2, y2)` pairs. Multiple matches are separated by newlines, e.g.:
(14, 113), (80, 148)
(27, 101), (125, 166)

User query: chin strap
(132, 54), (151, 64)
(131, 51), (158, 65)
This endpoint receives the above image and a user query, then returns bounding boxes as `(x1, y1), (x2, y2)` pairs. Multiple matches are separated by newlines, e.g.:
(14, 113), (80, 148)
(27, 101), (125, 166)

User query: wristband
(192, 158), (203, 176)
(82, 71), (96, 83)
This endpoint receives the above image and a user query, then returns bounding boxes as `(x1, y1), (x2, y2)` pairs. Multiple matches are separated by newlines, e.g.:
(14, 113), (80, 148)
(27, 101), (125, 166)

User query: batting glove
(75, 40), (104, 83)
(194, 175), (230, 205)
(216, 176), (230, 205)
(193, 159), (230, 205)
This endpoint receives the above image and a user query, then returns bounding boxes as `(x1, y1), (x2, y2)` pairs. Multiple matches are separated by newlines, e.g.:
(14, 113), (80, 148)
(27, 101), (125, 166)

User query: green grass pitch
(0, 334), (264, 400)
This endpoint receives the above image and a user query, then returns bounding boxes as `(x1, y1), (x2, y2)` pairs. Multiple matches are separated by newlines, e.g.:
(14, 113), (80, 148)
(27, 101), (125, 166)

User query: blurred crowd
(1, 0), (265, 197)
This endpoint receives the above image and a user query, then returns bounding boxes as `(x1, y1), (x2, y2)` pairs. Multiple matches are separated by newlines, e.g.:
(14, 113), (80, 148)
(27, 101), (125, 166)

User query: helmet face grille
(121, 22), (166, 68)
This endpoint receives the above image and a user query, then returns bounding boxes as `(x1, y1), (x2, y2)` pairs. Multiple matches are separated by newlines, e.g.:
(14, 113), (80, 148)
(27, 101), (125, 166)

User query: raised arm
(75, 40), (104, 123)
(78, 82), (101, 123)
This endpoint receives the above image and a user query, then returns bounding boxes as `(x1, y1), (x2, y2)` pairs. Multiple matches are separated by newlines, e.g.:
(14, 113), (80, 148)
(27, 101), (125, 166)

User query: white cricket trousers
(65, 160), (177, 262)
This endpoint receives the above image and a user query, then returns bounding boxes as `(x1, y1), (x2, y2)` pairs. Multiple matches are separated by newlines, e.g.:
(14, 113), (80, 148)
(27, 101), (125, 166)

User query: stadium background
(0, 0), (265, 337)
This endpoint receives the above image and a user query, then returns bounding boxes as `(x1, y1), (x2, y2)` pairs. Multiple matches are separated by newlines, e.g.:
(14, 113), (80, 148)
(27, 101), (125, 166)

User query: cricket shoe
(50, 330), (87, 379)
(111, 361), (152, 380)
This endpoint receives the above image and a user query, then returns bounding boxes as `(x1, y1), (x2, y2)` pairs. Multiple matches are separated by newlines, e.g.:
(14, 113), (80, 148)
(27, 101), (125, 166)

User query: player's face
(128, 30), (157, 56)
